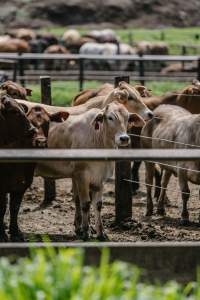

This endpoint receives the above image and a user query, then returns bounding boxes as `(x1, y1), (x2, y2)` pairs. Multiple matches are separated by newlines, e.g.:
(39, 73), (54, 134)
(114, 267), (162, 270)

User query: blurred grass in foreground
(28, 80), (187, 106)
(0, 247), (198, 300)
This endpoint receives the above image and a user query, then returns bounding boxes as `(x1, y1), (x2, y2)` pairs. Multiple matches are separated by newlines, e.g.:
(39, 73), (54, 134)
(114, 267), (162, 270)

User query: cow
(130, 80), (200, 194)
(0, 38), (30, 53)
(35, 100), (144, 241)
(0, 95), (69, 242)
(72, 83), (151, 106)
(17, 82), (154, 121)
(0, 81), (32, 100)
(136, 41), (169, 56)
(7, 28), (36, 42)
(44, 45), (69, 70)
(141, 104), (200, 225)
(79, 42), (135, 71)
(84, 29), (118, 43)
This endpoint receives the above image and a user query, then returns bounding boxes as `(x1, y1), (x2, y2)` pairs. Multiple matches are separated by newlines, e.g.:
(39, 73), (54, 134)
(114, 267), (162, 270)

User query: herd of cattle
(1, 78), (200, 242)
(0, 28), (171, 72)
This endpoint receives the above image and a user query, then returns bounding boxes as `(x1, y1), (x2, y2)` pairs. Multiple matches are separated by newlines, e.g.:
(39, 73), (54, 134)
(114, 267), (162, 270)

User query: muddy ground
(9, 163), (200, 242)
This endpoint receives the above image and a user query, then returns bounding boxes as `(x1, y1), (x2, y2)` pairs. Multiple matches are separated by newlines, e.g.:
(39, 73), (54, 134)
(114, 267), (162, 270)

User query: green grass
(0, 247), (198, 300)
(28, 80), (188, 106)
(40, 27), (200, 55)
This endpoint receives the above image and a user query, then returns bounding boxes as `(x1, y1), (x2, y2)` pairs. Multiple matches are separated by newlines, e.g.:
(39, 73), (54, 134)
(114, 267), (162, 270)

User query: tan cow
(17, 82), (154, 121)
(35, 99), (144, 241)
(0, 38), (30, 53)
(141, 104), (200, 225)
(1, 81), (32, 100)
(72, 83), (152, 106)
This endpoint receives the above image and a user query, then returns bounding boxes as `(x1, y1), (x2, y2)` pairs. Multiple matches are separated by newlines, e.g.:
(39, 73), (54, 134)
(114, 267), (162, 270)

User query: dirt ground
(11, 163), (200, 242)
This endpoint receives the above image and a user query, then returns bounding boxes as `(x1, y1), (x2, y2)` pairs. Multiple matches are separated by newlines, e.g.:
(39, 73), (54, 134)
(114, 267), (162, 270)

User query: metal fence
(0, 53), (199, 89)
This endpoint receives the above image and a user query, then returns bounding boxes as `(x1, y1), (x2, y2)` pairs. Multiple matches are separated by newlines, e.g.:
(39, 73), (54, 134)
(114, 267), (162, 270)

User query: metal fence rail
(0, 53), (200, 88)
(1, 148), (200, 162)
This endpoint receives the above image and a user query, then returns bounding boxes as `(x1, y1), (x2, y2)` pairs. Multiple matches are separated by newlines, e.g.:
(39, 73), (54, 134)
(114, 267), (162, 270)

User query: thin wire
(124, 178), (199, 197)
(147, 160), (200, 174)
(128, 133), (200, 148)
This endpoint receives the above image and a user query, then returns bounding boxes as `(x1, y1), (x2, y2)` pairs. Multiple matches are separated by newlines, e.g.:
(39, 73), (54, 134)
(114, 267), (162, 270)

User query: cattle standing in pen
(141, 104), (200, 225)
(35, 99), (144, 241)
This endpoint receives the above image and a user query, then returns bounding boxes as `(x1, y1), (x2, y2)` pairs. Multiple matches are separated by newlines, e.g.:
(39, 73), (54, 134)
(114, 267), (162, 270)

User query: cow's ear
(25, 88), (32, 96)
(50, 111), (69, 122)
(128, 113), (145, 127)
(92, 112), (104, 130)
(113, 89), (129, 103)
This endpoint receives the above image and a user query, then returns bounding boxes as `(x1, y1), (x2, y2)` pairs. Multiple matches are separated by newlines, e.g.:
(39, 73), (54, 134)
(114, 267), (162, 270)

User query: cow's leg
(0, 193), (8, 242)
(154, 164), (162, 200)
(157, 169), (172, 216)
(91, 186), (108, 241)
(131, 160), (141, 194)
(76, 177), (91, 241)
(72, 179), (82, 237)
(9, 192), (24, 242)
(178, 174), (190, 226)
(145, 161), (155, 216)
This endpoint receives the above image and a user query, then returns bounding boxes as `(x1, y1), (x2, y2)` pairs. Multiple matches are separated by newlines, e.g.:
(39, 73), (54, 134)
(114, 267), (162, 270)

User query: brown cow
(0, 38), (30, 53)
(1, 81), (32, 100)
(0, 96), (69, 242)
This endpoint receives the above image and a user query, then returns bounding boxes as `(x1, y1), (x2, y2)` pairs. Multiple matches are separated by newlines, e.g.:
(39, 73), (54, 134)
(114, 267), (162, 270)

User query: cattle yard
(2, 27), (200, 286)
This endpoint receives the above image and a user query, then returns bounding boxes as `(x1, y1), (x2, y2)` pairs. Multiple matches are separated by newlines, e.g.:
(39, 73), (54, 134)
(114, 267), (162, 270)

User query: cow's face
(117, 81), (154, 121)
(26, 105), (69, 148)
(93, 101), (144, 147)
(0, 96), (36, 147)
(1, 81), (32, 100)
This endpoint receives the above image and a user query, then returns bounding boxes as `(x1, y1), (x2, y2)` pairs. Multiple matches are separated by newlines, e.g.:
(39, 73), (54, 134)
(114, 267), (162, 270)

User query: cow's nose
(35, 138), (47, 148)
(120, 135), (130, 143)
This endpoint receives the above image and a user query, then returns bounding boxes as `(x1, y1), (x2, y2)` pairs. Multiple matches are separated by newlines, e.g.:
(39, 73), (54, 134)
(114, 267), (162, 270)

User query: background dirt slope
(1, 0), (200, 30)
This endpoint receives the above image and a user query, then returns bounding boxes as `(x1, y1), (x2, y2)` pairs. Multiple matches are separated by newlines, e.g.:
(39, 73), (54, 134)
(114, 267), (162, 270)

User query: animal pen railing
(0, 53), (200, 88)
(2, 148), (200, 282)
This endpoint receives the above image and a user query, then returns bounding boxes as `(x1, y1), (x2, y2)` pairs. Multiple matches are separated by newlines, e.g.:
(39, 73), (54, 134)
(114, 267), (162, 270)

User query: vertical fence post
(13, 61), (17, 82)
(197, 58), (200, 82)
(181, 46), (186, 69)
(40, 76), (56, 207)
(79, 57), (84, 91)
(115, 76), (132, 224)
(18, 53), (25, 86)
(138, 54), (145, 85)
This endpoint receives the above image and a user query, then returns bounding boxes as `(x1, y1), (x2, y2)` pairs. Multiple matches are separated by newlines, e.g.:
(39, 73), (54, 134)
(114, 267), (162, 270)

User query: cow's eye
(108, 116), (113, 121)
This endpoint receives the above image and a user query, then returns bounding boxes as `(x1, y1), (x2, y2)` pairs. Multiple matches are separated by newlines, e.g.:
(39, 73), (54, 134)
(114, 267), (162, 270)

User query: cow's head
(1, 81), (32, 100)
(92, 101), (144, 147)
(134, 84), (152, 97)
(25, 105), (69, 148)
(111, 82), (154, 121)
(0, 95), (37, 147)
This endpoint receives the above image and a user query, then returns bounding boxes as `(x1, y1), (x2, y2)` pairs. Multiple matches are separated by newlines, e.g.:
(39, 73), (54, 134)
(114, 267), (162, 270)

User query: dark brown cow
(1, 81), (32, 100)
(0, 97), (69, 242)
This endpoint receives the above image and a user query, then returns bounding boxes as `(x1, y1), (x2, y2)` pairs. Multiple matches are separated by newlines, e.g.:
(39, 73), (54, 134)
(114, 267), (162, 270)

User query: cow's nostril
(148, 111), (154, 119)
(120, 135), (129, 142)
